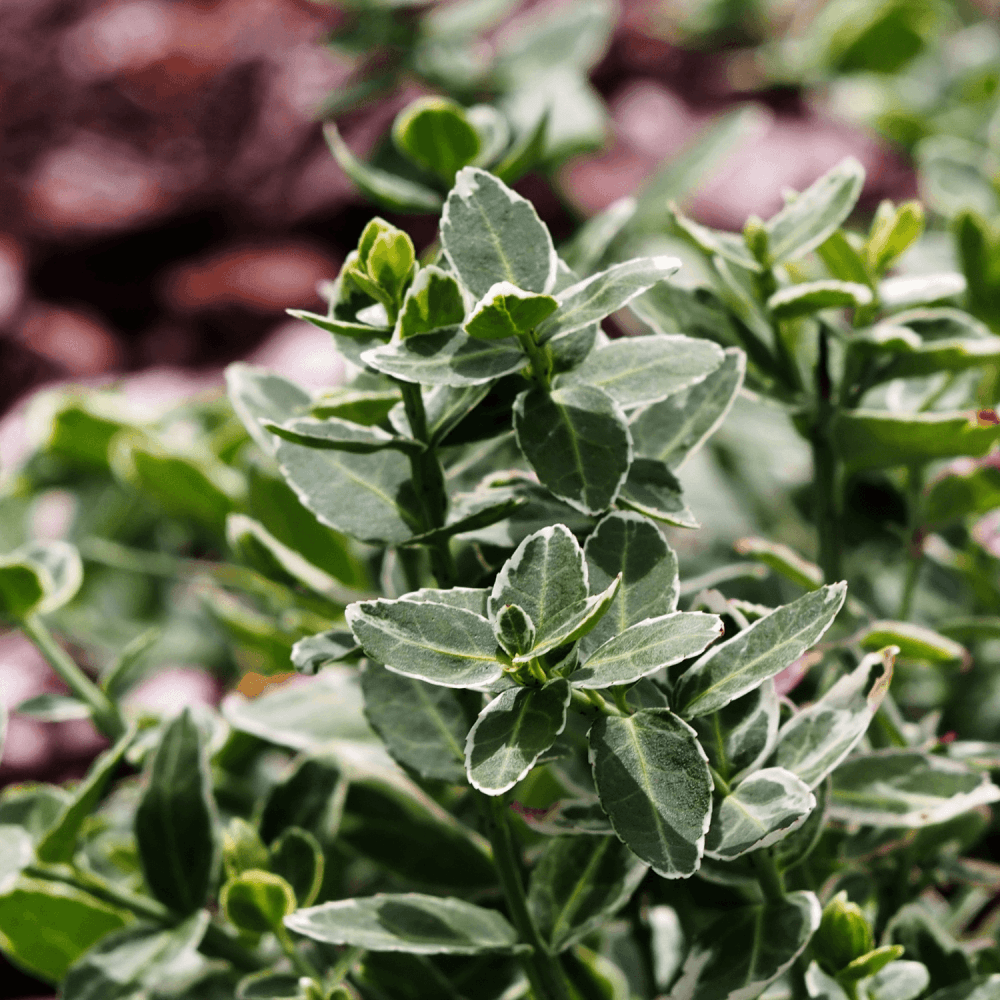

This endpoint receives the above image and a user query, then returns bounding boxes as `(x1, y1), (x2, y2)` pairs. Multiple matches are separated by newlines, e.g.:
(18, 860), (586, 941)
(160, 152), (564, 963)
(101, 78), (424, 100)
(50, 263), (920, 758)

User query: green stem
(396, 380), (456, 585)
(750, 849), (785, 903)
(479, 796), (573, 1000)
(570, 688), (622, 716)
(898, 465), (924, 621)
(277, 924), (323, 982)
(811, 326), (843, 584)
(709, 766), (732, 797)
(21, 614), (125, 740)
(517, 331), (552, 389)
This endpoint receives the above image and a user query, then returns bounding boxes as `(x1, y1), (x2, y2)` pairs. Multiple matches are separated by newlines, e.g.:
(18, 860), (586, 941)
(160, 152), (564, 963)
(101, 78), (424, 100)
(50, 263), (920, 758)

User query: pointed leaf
(363, 327), (527, 386)
(465, 677), (571, 793)
(668, 892), (821, 999)
(361, 661), (470, 783)
(564, 334), (724, 409)
(465, 282), (558, 340)
(275, 438), (418, 545)
(561, 197), (638, 275)
(14, 693), (90, 722)
(771, 647), (895, 788)
(582, 511), (680, 656)
(617, 457), (698, 528)
(226, 363), (310, 456)
(858, 622), (967, 664)
(514, 383), (632, 515)
(312, 386), (401, 425)
(392, 97), (481, 183)
(671, 205), (763, 272)
(290, 630), (362, 675)
(347, 599), (503, 689)
(572, 612), (723, 690)
(494, 603), (537, 657)
(423, 383), (492, 443)
(520, 574), (621, 660)
(527, 835), (648, 953)
(735, 536), (824, 591)
(134, 709), (219, 914)
(676, 583), (847, 718)
(878, 273), (966, 310)
(270, 828), (324, 909)
(765, 157), (865, 264)
(286, 893), (527, 955)
(589, 708), (712, 878)
(324, 123), (443, 213)
(441, 166), (557, 297)
(265, 416), (414, 454)
(704, 766), (815, 860)
(402, 586), (490, 616)
(537, 257), (681, 341)
(829, 751), (1000, 828)
(768, 280), (873, 319)
(629, 348), (745, 469)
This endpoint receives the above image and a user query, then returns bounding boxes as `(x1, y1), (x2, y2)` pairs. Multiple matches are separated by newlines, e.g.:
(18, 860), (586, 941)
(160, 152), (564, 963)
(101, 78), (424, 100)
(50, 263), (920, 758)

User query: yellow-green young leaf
(689, 682), (779, 783)
(323, 123), (443, 214)
(465, 677), (571, 794)
(816, 229), (872, 287)
(832, 410), (1000, 471)
(135, 708), (219, 915)
(812, 891), (875, 975)
(225, 363), (311, 456)
(441, 167), (557, 298)
(770, 648), (895, 789)
(464, 282), (558, 340)
(223, 870), (297, 933)
(392, 97), (481, 183)
(767, 280), (873, 319)
(669, 892), (821, 1000)
(285, 894), (527, 955)
(515, 384), (632, 516)
(858, 621), (968, 665)
(571, 612), (723, 690)
(563, 333), (724, 410)
(589, 708), (712, 878)
(527, 836), (648, 953)
(223, 818), (270, 879)
(362, 328), (527, 387)
(360, 661), (470, 783)
(395, 265), (467, 338)
(867, 199), (925, 275)
(0, 558), (46, 620)
(33, 390), (134, 470)
(830, 751), (1000, 827)
(617, 457), (698, 529)
(704, 767), (815, 861)
(838, 945), (906, 985)
(671, 203), (763, 272)
(735, 536), (823, 590)
(628, 348), (745, 470)
(878, 272), (966, 311)
(0, 878), (128, 983)
(764, 157), (865, 264)
(676, 583), (847, 719)
(346, 598), (504, 689)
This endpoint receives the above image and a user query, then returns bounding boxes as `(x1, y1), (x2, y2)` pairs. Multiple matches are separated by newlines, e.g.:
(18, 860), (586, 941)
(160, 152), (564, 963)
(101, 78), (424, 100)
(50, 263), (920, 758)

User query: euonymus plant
(3, 166), (1000, 1000)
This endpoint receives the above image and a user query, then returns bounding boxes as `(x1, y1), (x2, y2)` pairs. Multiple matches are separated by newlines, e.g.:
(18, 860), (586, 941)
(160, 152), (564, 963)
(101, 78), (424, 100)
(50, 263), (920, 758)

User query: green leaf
(422, 383), (492, 443)
(563, 334), (724, 410)
(0, 878), (128, 983)
(222, 668), (373, 750)
(582, 511), (679, 657)
(878, 273), (966, 310)
(516, 574), (621, 661)
(676, 583), (847, 718)
(669, 891), (821, 1000)
(270, 828), (324, 908)
(465, 282), (558, 340)
(829, 751), (1000, 827)
(886, 903), (974, 994)
(628, 348), (745, 469)
(17, 541), (83, 614)
(537, 257), (681, 341)
(363, 328), (527, 386)
(527, 835), (648, 952)
(465, 677), (571, 794)
(222, 817), (269, 879)
(767, 280), (873, 319)
(765, 158), (865, 264)
(494, 603), (537, 657)
(258, 755), (343, 845)
(441, 166), (557, 298)
(671, 204), (763, 272)
(689, 682), (779, 783)
(395, 265), (467, 338)
(324, 123), (443, 213)
(346, 598), (504, 689)
(290, 630), (361, 675)
(285, 893), (527, 955)
(287, 309), (389, 369)
(561, 197), (637, 275)
(312, 386), (401, 424)
(734, 536), (824, 590)
(0, 558), (46, 619)
(616, 457), (698, 529)
(925, 461), (1000, 526)
(36, 726), (135, 863)
(275, 438), (418, 545)
(572, 612), (723, 690)
(858, 621), (967, 664)
(922, 976), (1000, 1000)
(817, 230), (873, 287)
(493, 104), (549, 184)
(771, 648), (895, 789)
(226, 363), (310, 456)
(61, 910), (209, 1000)
(704, 766), (815, 860)
(236, 971), (303, 1000)
(392, 96), (481, 183)
(514, 383), (631, 515)
(222, 870), (296, 933)
(832, 410), (1000, 471)
(867, 200), (925, 275)
(402, 586), (490, 615)
(839, 946), (906, 986)
(0, 826), (32, 894)
(264, 416), (414, 454)
(866, 961), (931, 1000)
(134, 708), (218, 914)
(361, 661), (470, 782)
(0, 784), (70, 841)
(589, 708), (712, 878)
